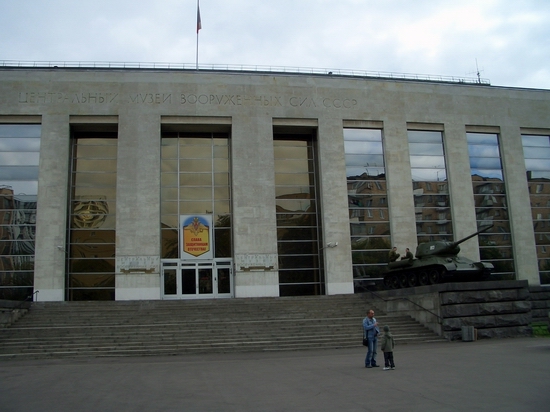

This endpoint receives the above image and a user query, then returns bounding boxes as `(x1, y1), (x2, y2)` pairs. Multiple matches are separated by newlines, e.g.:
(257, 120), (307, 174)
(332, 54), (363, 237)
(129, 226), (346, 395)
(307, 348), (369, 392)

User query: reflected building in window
(408, 130), (452, 243)
(0, 124), (40, 300)
(467, 132), (515, 279)
(522, 134), (550, 284)
(344, 128), (390, 284)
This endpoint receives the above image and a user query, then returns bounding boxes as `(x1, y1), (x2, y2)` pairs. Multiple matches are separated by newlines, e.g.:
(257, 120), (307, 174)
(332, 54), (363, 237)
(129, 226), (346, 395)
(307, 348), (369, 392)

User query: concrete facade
(0, 67), (549, 301)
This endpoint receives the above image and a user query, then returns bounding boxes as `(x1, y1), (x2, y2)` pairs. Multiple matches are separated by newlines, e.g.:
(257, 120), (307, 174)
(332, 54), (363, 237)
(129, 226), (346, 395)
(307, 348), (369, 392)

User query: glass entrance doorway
(161, 259), (232, 299)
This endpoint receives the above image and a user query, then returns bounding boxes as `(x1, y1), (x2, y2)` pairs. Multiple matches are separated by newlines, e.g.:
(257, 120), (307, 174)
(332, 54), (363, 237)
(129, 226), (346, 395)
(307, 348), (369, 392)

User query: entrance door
(161, 260), (232, 299)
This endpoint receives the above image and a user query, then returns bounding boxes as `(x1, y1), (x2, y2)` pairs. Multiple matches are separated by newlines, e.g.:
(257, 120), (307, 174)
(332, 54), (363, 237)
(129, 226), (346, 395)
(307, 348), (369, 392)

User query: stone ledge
(445, 325), (532, 340)
(376, 280), (529, 299)
(443, 313), (532, 330)
(441, 289), (528, 305)
(441, 300), (531, 317)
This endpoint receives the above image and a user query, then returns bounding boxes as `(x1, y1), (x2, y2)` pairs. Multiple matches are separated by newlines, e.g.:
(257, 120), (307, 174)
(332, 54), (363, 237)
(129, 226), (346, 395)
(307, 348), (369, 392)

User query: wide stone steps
(0, 295), (445, 360)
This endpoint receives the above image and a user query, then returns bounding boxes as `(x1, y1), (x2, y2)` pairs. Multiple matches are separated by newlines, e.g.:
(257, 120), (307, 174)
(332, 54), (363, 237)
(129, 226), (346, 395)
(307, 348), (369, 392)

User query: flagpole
(196, 0), (201, 70)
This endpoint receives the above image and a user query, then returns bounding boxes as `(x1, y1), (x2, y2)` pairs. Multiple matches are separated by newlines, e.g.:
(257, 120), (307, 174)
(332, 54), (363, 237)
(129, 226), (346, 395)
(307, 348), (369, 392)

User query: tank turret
(383, 225), (494, 289)
(415, 225), (494, 258)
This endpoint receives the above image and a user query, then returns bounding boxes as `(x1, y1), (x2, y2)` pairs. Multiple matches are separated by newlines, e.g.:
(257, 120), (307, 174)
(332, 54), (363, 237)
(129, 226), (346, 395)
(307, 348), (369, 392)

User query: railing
(366, 289), (442, 323)
(11, 290), (39, 310)
(0, 291), (37, 327)
(0, 60), (491, 85)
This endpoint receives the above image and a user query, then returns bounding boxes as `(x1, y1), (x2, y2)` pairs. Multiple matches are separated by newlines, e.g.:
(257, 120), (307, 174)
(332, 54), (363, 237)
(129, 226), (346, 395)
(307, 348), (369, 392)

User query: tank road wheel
(428, 268), (441, 285)
(408, 272), (419, 287)
(418, 271), (430, 286)
(385, 275), (399, 289)
(398, 273), (409, 288)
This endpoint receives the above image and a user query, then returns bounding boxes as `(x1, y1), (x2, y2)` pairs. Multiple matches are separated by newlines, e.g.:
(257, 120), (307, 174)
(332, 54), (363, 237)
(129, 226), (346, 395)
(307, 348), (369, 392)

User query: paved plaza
(1, 337), (549, 412)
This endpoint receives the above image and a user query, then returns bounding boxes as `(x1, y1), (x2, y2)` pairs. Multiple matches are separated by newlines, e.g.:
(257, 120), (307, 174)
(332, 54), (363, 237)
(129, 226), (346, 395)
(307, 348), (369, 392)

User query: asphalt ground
(0, 337), (549, 412)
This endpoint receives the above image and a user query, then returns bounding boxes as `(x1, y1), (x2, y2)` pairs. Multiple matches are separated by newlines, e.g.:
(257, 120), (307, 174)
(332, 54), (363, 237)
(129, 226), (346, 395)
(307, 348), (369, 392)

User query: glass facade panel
(344, 128), (390, 290)
(467, 132), (515, 279)
(0, 124), (40, 300)
(160, 132), (232, 260)
(522, 134), (550, 284)
(274, 134), (323, 296)
(408, 130), (452, 243)
(67, 135), (117, 301)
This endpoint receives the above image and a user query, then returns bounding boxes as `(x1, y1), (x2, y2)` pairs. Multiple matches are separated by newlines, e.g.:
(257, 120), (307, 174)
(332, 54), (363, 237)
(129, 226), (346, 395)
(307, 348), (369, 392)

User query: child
(379, 325), (396, 370)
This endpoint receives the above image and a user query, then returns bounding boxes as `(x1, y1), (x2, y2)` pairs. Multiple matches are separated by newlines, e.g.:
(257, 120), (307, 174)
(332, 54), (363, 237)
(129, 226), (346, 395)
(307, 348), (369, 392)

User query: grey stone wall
(440, 281), (532, 340)
(370, 280), (535, 340)
(529, 286), (550, 322)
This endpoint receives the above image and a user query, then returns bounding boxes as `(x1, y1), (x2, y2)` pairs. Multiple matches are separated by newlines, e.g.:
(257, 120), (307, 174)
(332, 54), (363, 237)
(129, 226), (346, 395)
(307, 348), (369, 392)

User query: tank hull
(383, 256), (494, 289)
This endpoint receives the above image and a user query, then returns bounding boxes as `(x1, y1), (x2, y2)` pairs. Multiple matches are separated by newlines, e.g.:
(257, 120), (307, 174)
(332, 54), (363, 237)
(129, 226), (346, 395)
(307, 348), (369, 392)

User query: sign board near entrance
(180, 215), (213, 259)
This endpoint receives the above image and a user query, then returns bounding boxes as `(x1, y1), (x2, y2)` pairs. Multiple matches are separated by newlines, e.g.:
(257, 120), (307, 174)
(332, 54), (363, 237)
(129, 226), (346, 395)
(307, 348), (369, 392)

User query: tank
(383, 225), (494, 289)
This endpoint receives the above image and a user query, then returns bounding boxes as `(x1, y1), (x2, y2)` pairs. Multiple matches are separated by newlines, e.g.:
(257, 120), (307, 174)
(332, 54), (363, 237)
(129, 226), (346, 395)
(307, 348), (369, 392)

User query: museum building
(0, 64), (549, 302)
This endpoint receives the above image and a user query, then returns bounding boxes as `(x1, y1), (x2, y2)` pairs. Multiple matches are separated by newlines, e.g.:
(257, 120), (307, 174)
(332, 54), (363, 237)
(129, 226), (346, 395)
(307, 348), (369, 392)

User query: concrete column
(500, 125), (539, 284)
(231, 114), (279, 297)
(384, 118), (417, 253)
(115, 112), (161, 300)
(444, 122), (479, 259)
(317, 118), (354, 295)
(34, 114), (70, 301)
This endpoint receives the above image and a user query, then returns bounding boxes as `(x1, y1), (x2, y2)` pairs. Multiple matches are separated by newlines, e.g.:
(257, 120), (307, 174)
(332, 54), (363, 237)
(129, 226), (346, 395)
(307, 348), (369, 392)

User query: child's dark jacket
(379, 332), (395, 352)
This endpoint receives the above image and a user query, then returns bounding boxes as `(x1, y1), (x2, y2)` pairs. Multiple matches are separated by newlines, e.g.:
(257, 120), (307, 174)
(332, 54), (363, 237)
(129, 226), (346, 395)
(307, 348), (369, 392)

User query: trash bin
(461, 326), (476, 342)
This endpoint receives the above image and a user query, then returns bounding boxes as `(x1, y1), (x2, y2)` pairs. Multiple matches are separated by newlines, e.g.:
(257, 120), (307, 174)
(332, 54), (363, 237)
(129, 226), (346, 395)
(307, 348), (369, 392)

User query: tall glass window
(344, 129), (389, 289)
(522, 134), (550, 285)
(274, 134), (323, 296)
(408, 130), (452, 243)
(467, 132), (514, 279)
(0, 124), (40, 300)
(67, 134), (117, 300)
(160, 132), (231, 259)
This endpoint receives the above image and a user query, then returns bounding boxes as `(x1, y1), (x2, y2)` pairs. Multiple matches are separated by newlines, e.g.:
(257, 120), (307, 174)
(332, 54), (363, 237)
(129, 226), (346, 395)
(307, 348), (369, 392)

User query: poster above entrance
(180, 215), (213, 260)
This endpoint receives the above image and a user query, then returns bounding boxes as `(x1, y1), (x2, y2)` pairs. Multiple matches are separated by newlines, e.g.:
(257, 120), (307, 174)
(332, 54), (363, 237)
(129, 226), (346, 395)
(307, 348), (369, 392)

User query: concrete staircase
(0, 294), (445, 360)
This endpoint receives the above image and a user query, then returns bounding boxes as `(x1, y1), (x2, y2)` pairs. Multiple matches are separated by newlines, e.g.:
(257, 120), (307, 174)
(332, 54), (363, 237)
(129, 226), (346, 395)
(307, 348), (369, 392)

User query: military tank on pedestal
(383, 225), (494, 289)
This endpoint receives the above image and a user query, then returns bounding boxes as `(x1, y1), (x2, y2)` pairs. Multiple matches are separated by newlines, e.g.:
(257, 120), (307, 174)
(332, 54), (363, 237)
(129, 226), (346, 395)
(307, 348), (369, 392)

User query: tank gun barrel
(415, 224), (494, 258)
(450, 224), (494, 248)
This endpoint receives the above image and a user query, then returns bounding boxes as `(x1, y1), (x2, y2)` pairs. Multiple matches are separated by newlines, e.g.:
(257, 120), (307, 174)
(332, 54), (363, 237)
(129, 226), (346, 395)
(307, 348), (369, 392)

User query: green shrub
(531, 322), (550, 337)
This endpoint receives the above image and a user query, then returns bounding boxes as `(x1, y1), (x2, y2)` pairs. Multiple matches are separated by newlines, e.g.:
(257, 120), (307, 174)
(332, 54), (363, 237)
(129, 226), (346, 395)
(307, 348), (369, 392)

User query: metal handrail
(0, 60), (491, 85)
(7, 290), (39, 312)
(366, 289), (443, 323)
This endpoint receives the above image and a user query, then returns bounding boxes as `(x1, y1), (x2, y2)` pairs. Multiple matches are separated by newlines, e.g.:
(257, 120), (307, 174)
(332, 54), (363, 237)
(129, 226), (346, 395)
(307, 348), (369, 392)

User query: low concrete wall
(0, 300), (31, 328)
(371, 280), (533, 340)
(529, 285), (550, 322)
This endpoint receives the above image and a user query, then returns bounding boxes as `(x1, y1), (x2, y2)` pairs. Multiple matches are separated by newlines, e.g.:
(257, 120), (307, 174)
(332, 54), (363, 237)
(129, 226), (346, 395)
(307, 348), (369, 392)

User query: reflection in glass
(67, 135), (117, 300)
(408, 130), (452, 244)
(408, 143), (444, 157)
(160, 132), (232, 260)
(409, 156), (445, 168)
(344, 129), (390, 289)
(198, 268), (213, 294)
(0, 124), (40, 300)
(274, 135), (323, 296)
(163, 269), (177, 295)
(523, 134), (550, 284)
(467, 132), (514, 279)
(217, 267), (231, 294)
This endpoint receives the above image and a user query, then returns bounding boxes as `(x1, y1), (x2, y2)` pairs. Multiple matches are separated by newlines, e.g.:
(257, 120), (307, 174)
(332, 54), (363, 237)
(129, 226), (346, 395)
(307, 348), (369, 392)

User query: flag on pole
(197, 1), (202, 33)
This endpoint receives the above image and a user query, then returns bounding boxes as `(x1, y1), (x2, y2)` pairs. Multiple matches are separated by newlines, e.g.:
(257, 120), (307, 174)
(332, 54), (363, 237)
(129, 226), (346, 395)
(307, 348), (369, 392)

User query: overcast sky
(1, 0), (549, 89)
